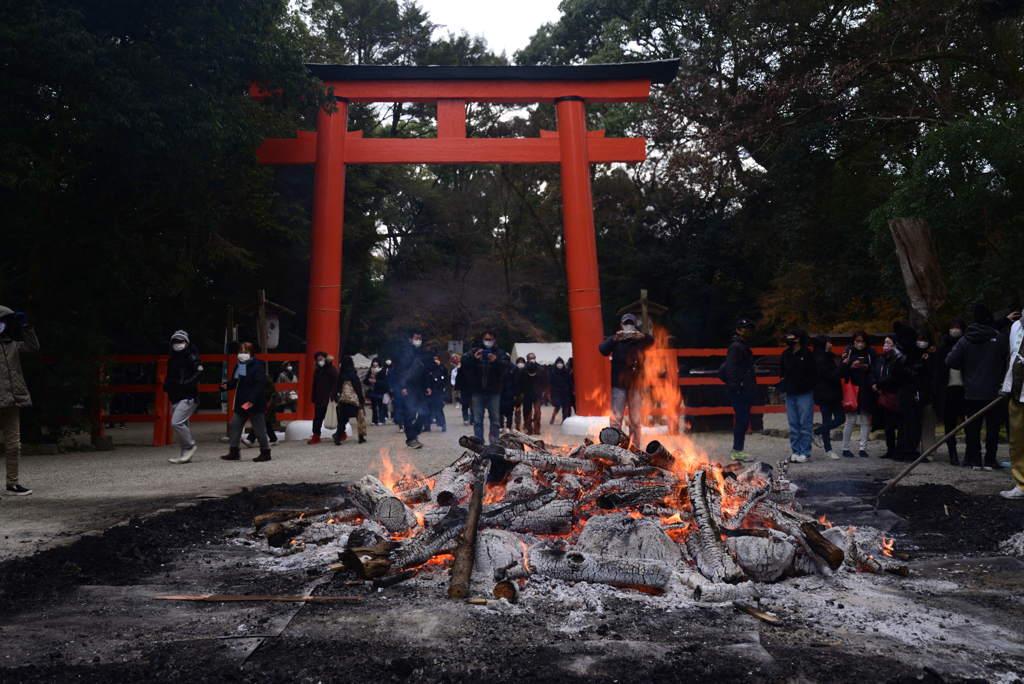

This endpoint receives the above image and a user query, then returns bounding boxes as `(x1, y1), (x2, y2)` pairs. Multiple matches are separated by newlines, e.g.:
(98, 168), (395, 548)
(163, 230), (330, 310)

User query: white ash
(998, 530), (1024, 557)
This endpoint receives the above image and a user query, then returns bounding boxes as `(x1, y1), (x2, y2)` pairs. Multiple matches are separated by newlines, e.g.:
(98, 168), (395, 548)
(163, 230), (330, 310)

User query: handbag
(878, 391), (899, 413)
(339, 380), (360, 406)
(323, 399), (339, 429)
(841, 379), (858, 412)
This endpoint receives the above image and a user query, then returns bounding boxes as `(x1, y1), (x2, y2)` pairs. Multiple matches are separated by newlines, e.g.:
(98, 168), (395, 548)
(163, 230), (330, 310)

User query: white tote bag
(323, 399), (339, 430)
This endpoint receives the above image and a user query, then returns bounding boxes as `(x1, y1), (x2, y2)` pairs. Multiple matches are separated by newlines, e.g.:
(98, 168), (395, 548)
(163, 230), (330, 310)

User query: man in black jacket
(164, 330), (203, 464)
(396, 330), (431, 449)
(464, 330), (510, 443)
(779, 328), (817, 463)
(722, 319), (757, 462)
(599, 313), (655, 446)
(426, 352), (449, 433)
(946, 304), (1009, 469)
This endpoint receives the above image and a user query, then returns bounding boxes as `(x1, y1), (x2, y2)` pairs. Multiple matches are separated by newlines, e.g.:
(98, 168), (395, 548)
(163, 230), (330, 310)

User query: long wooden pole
(448, 459), (491, 599)
(875, 396), (1006, 504)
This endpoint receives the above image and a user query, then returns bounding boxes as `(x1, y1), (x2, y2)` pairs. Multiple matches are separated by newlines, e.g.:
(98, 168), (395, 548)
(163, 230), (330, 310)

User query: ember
(266, 427), (904, 602)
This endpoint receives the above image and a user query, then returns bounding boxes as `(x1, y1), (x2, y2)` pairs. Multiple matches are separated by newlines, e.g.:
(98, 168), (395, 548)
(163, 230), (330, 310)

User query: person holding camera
(599, 313), (655, 447)
(0, 306), (39, 496)
(463, 331), (510, 444)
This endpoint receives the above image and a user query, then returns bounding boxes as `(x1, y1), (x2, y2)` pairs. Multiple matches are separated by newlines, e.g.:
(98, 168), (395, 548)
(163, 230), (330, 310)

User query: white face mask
(916, 341), (929, 349)
(285, 365), (292, 371)
(385, 360), (392, 366)
(623, 324), (636, 333)
(483, 340), (495, 348)
(556, 363), (564, 369)
(949, 329), (963, 338)
(517, 363), (525, 369)
(237, 353), (251, 363)
(411, 339), (422, 348)
(317, 359), (325, 367)
(172, 343), (186, 352)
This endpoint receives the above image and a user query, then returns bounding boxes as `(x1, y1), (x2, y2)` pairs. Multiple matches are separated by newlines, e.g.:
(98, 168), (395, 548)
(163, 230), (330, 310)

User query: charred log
(449, 459), (491, 599)
(389, 506), (468, 570)
(610, 465), (675, 479)
(721, 481), (772, 530)
(726, 535), (796, 582)
(347, 476), (416, 534)
(644, 440), (676, 470)
(339, 539), (399, 579)
(504, 450), (599, 475)
(596, 484), (672, 510)
(688, 470), (745, 584)
(503, 463), (540, 500)
(528, 547), (673, 593)
(577, 512), (681, 563)
(479, 488), (557, 526)
(800, 523), (845, 571)
(264, 522), (301, 548)
(599, 426), (630, 448)
(493, 579), (519, 603)
(372, 569), (418, 589)
(502, 500), (575, 535)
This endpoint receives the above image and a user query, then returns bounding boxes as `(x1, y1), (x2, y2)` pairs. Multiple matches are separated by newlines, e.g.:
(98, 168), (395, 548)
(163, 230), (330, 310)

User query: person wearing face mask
(307, 351), (338, 445)
(464, 331), (510, 442)
(722, 319), (757, 462)
(549, 357), (573, 425)
(363, 358), (387, 426)
(934, 318), (967, 464)
(500, 359), (518, 431)
(0, 306), (39, 496)
(425, 353), (449, 433)
(396, 330), (432, 448)
(946, 304), (1010, 470)
(839, 331), (877, 458)
(163, 330), (203, 464)
(599, 313), (656, 446)
(810, 335), (845, 460)
(276, 361), (298, 413)
(512, 357), (527, 429)
(219, 342), (271, 462)
(778, 328), (817, 463)
(915, 329), (938, 457)
(525, 352), (549, 408)
(518, 361), (546, 434)
(999, 314), (1024, 499)
(453, 354), (472, 426)
(888, 322), (929, 464)
(872, 334), (902, 459)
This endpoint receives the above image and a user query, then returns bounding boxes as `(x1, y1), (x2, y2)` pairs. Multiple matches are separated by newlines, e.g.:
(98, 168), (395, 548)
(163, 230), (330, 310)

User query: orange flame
(879, 533), (894, 557)
(818, 514), (832, 529)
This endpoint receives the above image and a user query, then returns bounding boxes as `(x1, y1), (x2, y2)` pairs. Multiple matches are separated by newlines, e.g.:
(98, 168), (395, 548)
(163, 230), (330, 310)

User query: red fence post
(154, 357), (169, 447)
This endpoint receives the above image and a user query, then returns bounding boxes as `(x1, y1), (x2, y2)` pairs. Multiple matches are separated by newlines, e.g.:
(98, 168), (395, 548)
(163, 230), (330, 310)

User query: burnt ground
(1, 479), (1022, 684)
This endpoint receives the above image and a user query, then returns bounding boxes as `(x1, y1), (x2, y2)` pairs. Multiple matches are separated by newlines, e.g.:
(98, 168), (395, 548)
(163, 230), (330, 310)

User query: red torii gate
(254, 59), (679, 420)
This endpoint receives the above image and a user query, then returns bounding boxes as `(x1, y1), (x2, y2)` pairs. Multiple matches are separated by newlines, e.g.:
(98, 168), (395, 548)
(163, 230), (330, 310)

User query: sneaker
(812, 434), (824, 449)
(306, 435), (321, 445)
(984, 462), (1005, 471)
(169, 445), (197, 464)
(6, 484), (32, 496)
(406, 440), (423, 449)
(1000, 461), (1012, 468)
(730, 450), (755, 463)
(858, 450), (870, 459)
(790, 454), (808, 463)
(999, 488), (1024, 500)
(463, 421), (470, 426)
(841, 450), (855, 458)
(825, 451), (840, 460)
(242, 434), (256, 448)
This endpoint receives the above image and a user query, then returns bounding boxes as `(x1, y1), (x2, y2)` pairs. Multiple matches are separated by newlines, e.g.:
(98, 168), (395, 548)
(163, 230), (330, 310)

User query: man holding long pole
(1000, 317), (1024, 500)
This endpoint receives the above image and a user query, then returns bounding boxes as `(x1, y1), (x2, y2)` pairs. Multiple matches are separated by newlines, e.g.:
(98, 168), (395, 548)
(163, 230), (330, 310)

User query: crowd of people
(721, 305), (1024, 501)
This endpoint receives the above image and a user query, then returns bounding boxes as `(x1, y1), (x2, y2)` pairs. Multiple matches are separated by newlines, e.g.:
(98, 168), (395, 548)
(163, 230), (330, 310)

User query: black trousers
(896, 391), (921, 462)
(882, 408), (898, 455)
(943, 386), (966, 458)
(963, 398), (1002, 466)
(369, 397), (383, 424)
(500, 401), (514, 429)
(312, 405), (328, 437)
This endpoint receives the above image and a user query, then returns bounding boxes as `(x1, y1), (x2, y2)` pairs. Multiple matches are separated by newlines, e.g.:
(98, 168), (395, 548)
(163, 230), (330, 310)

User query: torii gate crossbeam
(253, 59), (679, 420)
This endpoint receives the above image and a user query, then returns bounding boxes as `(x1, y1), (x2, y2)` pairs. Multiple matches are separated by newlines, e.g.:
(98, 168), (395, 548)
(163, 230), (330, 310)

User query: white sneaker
(825, 451), (839, 460)
(169, 445), (197, 464)
(790, 454), (808, 463)
(999, 488), (1024, 500)
(812, 434), (824, 448)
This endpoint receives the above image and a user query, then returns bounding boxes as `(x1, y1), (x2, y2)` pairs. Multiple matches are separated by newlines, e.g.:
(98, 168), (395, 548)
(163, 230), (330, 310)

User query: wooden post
(641, 289), (649, 335)
(154, 357), (169, 447)
(257, 290), (267, 355)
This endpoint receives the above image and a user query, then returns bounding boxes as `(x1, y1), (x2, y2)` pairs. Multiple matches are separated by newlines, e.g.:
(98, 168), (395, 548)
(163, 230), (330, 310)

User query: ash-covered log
(688, 469), (746, 584)
(503, 463), (540, 500)
(609, 465), (676, 479)
(596, 484), (672, 510)
(528, 547), (673, 593)
(504, 450), (599, 475)
(389, 506), (468, 570)
(479, 488), (557, 526)
(721, 481), (771, 531)
(577, 512), (681, 563)
(726, 535), (796, 582)
(347, 476), (416, 534)
(585, 443), (641, 467)
(502, 500), (575, 535)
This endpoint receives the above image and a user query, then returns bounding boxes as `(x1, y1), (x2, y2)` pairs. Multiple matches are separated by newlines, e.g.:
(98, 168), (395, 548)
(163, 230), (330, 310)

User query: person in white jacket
(1000, 318), (1024, 499)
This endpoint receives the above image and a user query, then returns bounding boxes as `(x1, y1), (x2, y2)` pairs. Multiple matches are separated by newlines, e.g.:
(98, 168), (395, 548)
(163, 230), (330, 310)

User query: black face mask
(785, 337), (797, 347)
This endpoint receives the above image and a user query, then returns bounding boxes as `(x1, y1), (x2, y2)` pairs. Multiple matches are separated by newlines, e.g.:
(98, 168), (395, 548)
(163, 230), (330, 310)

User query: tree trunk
(887, 217), (953, 327)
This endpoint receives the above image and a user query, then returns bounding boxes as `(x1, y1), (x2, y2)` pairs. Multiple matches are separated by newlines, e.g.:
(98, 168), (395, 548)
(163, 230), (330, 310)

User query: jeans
(1, 406), (21, 487)
(786, 391), (814, 456)
(229, 411), (268, 450)
(461, 396), (472, 423)
(814, 401), (846, 452)
(842, 409), (872, 452)
(392, 391), (405, 425)
(171, 398), (199, 452)
(432, 393), (447, 430)
(403, 391), (427, 442)
(472, 392), (501, 443)
(727, 388), (753, 452)
(964, 397), (1001, 465)
(610, 387), (643, 444)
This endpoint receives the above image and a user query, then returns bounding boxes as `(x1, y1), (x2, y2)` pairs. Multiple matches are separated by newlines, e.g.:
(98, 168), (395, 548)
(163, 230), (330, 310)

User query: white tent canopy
(510, 342), (573, 366)
(351, 353), (372, 370)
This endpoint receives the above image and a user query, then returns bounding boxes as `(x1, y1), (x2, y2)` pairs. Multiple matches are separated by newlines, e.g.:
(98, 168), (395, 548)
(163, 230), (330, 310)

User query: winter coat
(839, 346), (878, 413)
(598, 333), (655, 389)
(396, 342), (431, 395)
(945, 323), (1009, 401)
(226, 358), (267, 414)
(363, 366), (386, 398)
(722, 335), (756, 397)
(427, 361), (449, 395)
(335, 367), (366, 420)
(549, 358), (573, 405)
(779, 346), (817, 395)
(276, 370), (297, 405)
(163, 343), (203, 404)
(454, 361), (472, 393)
(517, 370), (545, 402)
(1001, 320), (1024, 403)
(932, 336), (959, 415)
(0, 308), (39, 409)
(501, 366), (519, 405)
(463, 346), (510, 395)
(312, 357), (339, 408)
(813, 351), (844, 405)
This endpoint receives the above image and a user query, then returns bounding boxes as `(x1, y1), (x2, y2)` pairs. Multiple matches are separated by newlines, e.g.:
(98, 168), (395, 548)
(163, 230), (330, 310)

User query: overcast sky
(419, 0), (563, 61)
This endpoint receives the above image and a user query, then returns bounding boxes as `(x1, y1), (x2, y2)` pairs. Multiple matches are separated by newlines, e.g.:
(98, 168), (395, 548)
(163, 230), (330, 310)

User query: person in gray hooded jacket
(0, 305), (40, 495)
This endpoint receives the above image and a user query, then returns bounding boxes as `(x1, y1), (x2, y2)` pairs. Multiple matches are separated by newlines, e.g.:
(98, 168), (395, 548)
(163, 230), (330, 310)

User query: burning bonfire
(263, 427), (905, 603)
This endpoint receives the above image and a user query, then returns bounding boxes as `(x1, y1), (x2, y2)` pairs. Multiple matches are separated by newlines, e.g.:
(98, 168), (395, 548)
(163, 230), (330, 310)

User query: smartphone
(481, 349), (492, 357)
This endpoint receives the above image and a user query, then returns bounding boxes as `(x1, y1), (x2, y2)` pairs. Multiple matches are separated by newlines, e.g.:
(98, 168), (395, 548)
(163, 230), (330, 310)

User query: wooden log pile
(270, 438), (898, 602)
